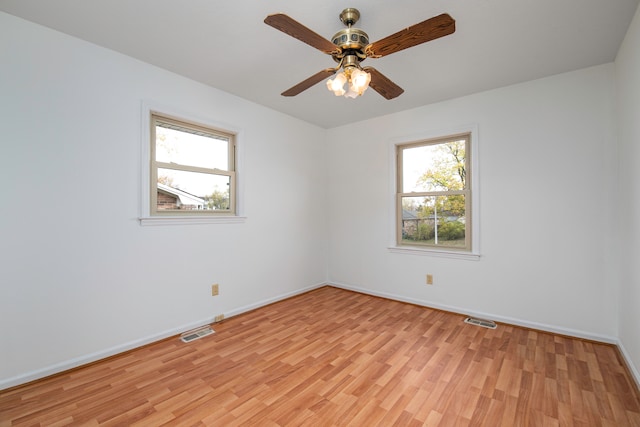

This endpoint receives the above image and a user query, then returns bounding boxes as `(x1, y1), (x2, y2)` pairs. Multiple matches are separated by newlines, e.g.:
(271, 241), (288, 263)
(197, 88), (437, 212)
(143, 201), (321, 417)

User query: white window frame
(139, 101), (245, 226)
(388, 125), (480, 260)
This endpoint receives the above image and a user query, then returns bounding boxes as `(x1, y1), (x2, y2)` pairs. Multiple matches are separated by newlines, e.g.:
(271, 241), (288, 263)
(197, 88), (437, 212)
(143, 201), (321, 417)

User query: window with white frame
(150, 113), (236, 216)
(396, 133), (472, 251)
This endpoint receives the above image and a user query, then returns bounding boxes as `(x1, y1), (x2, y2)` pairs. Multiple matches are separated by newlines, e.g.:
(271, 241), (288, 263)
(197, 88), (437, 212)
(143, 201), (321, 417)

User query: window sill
(388, 246), (480, 261)
(139, 216), (247, 226)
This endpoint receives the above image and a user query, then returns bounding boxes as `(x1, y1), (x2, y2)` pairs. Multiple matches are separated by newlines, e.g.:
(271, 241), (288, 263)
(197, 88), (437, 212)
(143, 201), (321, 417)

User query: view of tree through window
(151, 114), (235, 215)
(398, 135), (471, 250)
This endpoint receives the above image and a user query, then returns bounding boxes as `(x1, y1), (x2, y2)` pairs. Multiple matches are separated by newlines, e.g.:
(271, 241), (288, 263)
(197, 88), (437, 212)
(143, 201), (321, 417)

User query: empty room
(1, 0), (640, 425)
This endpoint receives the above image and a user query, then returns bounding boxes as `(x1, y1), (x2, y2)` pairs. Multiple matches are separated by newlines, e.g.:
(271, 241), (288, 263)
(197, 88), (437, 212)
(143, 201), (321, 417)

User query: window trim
(388, 124), (480, 260)
(150, 113), (236, 216)
(139, 101), (246, 226)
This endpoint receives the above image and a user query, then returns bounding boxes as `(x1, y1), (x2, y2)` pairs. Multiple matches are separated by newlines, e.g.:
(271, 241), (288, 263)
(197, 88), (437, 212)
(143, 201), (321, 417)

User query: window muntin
(150, 113), (235, 215)
(397, 134), (471, 251)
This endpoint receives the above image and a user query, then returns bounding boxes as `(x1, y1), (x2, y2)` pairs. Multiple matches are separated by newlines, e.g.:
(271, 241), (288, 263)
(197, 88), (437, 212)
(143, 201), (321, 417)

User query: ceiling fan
(264, 8), (455, 100)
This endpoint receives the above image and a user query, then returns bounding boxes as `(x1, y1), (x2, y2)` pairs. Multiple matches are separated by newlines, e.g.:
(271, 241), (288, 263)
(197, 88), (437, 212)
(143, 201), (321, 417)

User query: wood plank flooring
(2, 286), (640, 426)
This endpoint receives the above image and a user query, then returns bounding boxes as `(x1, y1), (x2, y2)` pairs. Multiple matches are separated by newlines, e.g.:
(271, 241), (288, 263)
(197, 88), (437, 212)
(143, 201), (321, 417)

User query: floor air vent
(464, 317), (497, 329)
(180, 326), (214, 343)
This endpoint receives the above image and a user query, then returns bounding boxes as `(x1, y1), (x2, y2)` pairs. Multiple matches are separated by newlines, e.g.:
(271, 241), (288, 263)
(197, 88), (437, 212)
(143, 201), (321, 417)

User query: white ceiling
(1, 0), (638, 128)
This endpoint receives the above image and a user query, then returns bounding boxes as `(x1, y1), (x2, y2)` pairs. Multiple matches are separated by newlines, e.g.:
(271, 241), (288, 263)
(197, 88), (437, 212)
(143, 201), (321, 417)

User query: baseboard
(328, 281), (618, 344)
(617, 340), (640, 392)
(0, 318), (216, 391)
(0, 282), (326, 391)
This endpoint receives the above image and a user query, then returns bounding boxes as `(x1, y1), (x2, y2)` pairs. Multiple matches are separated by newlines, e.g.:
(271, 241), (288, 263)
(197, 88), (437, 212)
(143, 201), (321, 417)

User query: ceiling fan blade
(264, 13), (341, 55)
(365, 13), (455, 58)
(282, 68), (336, 97)
(363, 67), (404, 100)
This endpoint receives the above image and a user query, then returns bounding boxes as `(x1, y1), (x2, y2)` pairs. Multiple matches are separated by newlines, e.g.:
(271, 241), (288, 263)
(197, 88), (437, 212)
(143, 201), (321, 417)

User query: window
(396, 133), (472, 252)
(150, 113), (236, 217)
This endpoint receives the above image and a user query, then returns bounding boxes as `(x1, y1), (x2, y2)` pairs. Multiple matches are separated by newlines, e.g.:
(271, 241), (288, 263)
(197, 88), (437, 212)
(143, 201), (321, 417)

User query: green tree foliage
(417, 141), (465, 191)
(438, 220), (465, 240)
(206, 188), (229, 210)
(417, 141), (466, 218)
(417, 222), (434, 241)
(442, 195), (465, 217)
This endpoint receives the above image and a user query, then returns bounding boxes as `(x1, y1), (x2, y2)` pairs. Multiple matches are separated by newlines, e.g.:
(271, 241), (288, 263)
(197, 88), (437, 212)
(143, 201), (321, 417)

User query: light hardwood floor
(2, 286), (640, 426)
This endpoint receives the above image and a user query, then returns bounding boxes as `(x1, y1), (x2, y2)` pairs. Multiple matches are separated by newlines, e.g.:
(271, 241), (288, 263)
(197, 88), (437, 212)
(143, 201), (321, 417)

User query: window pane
(401, 195), (466, 247)
(157, 168), (230, 211)
(155, 124), (229, 170)
(402, 139), (466, 192)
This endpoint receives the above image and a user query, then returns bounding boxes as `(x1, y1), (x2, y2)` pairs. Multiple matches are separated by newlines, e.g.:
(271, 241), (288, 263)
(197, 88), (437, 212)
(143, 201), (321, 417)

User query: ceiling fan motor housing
(331, 28), (369, 65)
(332, 28), (369, 51)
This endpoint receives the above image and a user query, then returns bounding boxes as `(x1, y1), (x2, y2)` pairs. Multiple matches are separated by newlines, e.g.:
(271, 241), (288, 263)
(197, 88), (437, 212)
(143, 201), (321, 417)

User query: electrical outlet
(426, 274), (433, 285)
(214, 314), (225, 322)
(211, 284), (219, 296)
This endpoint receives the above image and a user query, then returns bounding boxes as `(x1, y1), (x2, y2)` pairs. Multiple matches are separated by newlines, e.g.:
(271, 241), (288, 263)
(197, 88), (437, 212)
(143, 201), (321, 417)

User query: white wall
(326, 64), (619, 341)
(616, 4), (640, 382)
(0, 12), (328, 389)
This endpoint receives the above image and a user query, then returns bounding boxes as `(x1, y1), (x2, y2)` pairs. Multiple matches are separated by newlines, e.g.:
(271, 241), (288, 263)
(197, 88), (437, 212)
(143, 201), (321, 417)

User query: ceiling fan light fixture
(327, 68), (370, 98)
(326, 72), (347, 96)
(350, 68), (371, 95)
(344, 86), (360, 99)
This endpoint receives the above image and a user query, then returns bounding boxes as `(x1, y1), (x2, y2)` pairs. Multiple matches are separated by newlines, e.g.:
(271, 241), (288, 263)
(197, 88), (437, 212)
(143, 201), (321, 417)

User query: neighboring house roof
(402, 209), (419, 220)
(157, 183), (205, 207)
